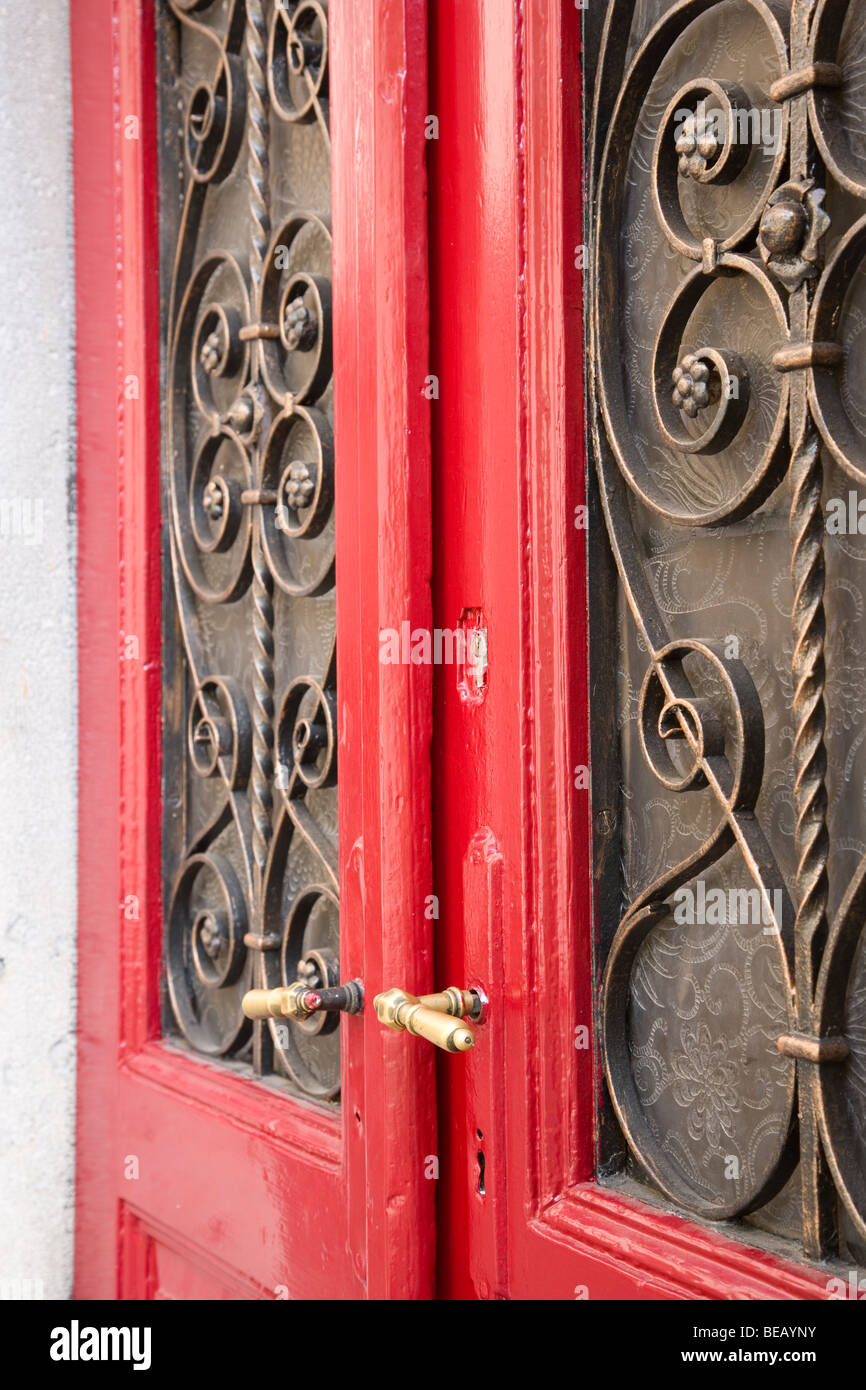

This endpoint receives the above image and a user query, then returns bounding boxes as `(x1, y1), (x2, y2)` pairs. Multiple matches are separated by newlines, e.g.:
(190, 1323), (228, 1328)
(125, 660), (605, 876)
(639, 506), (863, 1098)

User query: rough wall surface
(0, 0), (76, 1301)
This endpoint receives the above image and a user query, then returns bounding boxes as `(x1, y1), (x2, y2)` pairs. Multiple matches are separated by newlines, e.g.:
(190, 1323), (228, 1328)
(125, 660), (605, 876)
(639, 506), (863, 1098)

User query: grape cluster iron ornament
(161, 0), (341, 1100)
(589, 0), (866, 1262)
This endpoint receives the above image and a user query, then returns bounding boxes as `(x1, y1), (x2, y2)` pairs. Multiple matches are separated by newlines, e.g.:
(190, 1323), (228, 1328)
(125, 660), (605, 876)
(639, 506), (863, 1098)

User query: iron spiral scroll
(161, 0), (340, 1100)
(590, 0), (866, 1258)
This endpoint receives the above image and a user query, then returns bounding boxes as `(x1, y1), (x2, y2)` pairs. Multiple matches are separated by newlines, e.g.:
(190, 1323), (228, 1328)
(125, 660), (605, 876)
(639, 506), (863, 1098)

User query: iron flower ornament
(758, 178), (831, 292)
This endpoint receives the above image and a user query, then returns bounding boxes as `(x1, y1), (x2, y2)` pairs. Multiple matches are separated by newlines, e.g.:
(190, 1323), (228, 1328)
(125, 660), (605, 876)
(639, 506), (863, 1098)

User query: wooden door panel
(120, 1210), (267, 1300)
(432, 0), (839, 1300)
(73, 0), (434, 1301)
(590, 0), (866, 1277)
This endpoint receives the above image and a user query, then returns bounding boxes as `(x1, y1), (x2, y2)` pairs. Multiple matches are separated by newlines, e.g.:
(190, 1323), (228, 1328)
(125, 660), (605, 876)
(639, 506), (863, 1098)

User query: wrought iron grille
(588, 0), (866, 1264)
(159, 0), (340, 1101)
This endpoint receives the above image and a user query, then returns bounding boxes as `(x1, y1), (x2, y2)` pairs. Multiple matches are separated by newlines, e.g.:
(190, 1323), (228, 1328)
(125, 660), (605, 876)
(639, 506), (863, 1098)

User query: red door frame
(430, 0), (830, 1301)
(72, 0), (435, 1299)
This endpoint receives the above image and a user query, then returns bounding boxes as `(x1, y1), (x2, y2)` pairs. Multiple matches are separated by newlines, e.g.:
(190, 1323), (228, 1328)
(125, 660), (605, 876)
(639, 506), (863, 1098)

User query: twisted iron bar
(790, 416), (834, 1263)
(790, 424), (830, 986)
(246, 0), (275, 891)
(788, 2), (829, 994)
(250, 542), (276, 891)
(245, 0), (269, 302)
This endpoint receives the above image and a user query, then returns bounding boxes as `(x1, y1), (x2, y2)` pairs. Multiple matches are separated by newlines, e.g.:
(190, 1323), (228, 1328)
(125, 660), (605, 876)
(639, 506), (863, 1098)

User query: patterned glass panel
(588, 0), (866, 1265)
(158, 0), (340, 1102)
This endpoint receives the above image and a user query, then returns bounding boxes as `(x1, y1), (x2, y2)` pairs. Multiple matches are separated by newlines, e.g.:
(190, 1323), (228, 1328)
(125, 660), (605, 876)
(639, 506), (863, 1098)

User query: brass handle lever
(243, 979), (363, 1022)
(373, 986), (482, 1053)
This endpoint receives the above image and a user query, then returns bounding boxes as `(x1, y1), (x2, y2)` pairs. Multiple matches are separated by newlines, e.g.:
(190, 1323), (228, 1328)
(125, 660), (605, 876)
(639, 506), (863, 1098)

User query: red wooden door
(72, 0), (434, 1301)
(429, 0), (855, 1302)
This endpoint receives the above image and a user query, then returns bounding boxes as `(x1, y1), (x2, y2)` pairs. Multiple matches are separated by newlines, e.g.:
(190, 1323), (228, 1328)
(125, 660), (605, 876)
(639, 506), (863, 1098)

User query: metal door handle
(242, 979), (363, 1021)
(373, 986), (483, 1053)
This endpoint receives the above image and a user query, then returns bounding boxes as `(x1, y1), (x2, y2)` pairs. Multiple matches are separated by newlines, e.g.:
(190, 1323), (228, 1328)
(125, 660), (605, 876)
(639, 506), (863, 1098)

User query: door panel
(432, 0), (842, 1300)
(591, 0), (866, 1274)
(159, 0), (342, 1101)
(73, 0), (434, 1300)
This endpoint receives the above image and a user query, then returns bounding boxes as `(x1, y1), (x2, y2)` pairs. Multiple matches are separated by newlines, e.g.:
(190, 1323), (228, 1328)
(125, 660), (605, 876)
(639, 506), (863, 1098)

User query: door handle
(373, 986), (483, 1053)
(242, 979), (363, 1021)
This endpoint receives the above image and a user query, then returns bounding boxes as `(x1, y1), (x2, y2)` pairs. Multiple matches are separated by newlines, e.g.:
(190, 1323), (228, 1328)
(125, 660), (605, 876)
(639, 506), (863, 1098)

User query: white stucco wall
(0, 0), (76, 1301)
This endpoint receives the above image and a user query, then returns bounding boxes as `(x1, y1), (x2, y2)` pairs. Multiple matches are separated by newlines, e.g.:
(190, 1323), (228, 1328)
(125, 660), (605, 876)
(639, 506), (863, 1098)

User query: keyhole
(476, 1129), (485, 1196)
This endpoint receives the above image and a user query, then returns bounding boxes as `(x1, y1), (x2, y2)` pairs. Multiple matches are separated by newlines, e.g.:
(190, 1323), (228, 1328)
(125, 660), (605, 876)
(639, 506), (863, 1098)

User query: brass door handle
(242, 979), (363, 1021)
(373, 986), (482, 1053)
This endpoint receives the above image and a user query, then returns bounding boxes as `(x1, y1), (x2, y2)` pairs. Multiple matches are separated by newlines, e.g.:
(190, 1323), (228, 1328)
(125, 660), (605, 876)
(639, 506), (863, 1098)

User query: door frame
(72, 0), (435, 1299)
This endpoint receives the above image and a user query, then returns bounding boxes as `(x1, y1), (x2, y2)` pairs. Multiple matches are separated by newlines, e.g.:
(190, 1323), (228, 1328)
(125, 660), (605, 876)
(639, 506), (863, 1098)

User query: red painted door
(73, 0), (434, 1301)
(429, 0), (860, 1301)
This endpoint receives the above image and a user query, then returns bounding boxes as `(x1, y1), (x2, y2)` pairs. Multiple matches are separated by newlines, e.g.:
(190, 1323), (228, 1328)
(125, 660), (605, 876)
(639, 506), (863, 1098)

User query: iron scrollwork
(161, 0), (340, 1100)
(590, 0), (866, 1260)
